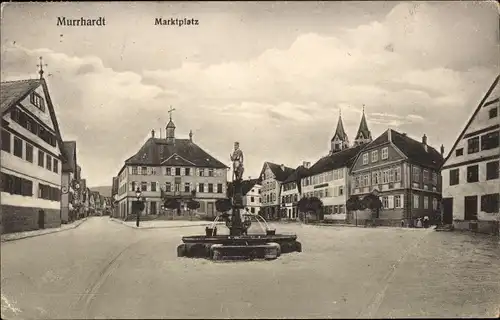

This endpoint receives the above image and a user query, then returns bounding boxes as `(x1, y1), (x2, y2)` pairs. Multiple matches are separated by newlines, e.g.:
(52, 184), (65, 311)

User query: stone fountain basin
(178, 234), (302, 259)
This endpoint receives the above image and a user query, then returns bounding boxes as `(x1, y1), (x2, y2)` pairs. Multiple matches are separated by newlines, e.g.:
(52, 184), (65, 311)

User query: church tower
(166, 106), (176, 144)
(330, 110), (350, 154)
(353, 106), (372, 147)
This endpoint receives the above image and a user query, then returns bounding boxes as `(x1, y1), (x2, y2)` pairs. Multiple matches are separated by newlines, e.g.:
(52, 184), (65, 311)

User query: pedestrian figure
(416, 218), (423, 228)
(401, 219), (405, 227)
(423, 216), (429, 228)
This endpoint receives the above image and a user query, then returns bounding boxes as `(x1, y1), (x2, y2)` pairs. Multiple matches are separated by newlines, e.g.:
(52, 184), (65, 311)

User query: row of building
(109, 75), (499, 233)
(1, 68), (108, 234)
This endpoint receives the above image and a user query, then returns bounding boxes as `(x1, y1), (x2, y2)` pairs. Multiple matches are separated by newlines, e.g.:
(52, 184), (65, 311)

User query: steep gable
(161, 153), (196, 166)
(442, 75), (500, 168)
(267, 162), (294, 181)
(1, 78), (67, 162)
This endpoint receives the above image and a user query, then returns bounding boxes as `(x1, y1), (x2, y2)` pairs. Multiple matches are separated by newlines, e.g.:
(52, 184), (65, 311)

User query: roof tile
(125, 138), (228, 169)
(0, 79), (41, 114)
(305, 145), (364, 177)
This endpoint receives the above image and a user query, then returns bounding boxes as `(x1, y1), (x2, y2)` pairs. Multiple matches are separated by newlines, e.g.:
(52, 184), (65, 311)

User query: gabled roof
(306, 145), (364, 177)
(442, 74), (500, 166)
(0, 79), (41, 114)
(227, 178), (261, 197)
(283, 165), (309, 184)
(125, 138), (228, 169)
(331, 114), (348, 141)
(352, 128), (444, 171)
(62, 141), (77, 173)
(391, 130), (443, 169)
(260, 162), (295, 182)
(355, 111), (372, 141)
(1, 78), (67, 163)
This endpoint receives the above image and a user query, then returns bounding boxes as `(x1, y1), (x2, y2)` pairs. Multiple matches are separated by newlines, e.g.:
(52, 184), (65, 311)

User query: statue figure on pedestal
(230, 141), (244, 181)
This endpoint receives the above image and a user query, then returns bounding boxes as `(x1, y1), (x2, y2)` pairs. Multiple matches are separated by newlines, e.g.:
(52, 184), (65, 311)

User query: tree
(215, 198), (232, 213)
(164, 198), (180, 210)
(297, 196), (324, 222)
(185, 199), (200, 221)
(346, 195), (361, 212)
(187, 200), (200, 210)
(363, 193), (382, 219)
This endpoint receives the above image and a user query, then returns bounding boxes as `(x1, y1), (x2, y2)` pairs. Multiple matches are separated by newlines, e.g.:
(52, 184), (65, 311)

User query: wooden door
(442, 198), (453, 224)
(38, 210), (45, 229)
(464, 196), (478, 220)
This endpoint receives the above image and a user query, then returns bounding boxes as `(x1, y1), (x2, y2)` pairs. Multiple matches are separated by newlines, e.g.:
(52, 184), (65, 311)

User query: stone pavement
(1, 217), (499, 319)
(109, 217), (225, 229)
(1, 218), (89, 242)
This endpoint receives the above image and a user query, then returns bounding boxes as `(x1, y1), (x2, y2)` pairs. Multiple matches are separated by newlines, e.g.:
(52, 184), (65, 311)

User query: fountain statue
(177, 142), (302, 261)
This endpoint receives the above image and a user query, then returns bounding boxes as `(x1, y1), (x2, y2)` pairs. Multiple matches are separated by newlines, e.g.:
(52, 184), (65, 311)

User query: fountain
(177, 142), (302, 261)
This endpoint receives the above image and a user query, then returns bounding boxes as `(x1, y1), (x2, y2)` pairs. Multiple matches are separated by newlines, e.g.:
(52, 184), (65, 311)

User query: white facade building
(302, 146), (363, 221)
(281, 163), (310, 220)
(259, 162), (294, 220)
(1, 78), (66, 233)
(441, 75), (499, 234)
(116, 117), (229, 219)
(243, 180), (261, 214)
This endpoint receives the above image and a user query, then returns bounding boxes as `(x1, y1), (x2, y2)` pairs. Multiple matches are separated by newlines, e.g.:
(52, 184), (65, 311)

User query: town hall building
(115, 109), (229, 219)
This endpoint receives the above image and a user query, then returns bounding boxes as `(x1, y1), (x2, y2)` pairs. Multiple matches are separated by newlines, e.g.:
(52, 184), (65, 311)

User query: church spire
(330, 109), (350, 153)
(353, 104), (372, 147)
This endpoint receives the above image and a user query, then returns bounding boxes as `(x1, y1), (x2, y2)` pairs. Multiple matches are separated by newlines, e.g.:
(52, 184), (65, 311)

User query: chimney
(151, 129), (155, 138)
(189, 130), (193, 142)
(302, 161), (310, 169)
(422, 134), (428, 152)
(281, 164), (285, 171)
(440, 144), (445, 156)
(387, 129), (392, 141)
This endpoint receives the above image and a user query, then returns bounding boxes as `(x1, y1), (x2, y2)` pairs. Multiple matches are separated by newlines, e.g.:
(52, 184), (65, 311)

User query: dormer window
(362, 153), (369, 165)
(30, 92), (45, 111)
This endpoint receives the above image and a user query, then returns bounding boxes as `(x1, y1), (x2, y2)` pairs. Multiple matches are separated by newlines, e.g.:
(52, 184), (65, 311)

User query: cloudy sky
(1, 1), (498, 187)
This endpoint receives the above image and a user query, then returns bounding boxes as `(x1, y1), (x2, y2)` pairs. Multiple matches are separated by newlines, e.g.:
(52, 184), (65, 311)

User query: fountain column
(230, 141), (245, 237)
(231, 179), (244, 236)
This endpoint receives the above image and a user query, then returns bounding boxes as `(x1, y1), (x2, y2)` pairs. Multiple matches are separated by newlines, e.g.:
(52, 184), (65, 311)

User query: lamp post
(136, 188), (142, 227)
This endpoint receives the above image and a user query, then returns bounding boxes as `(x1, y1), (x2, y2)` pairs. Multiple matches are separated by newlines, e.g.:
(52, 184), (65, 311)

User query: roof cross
(37, 56), (47, 79)
(168, 105), (176, 121)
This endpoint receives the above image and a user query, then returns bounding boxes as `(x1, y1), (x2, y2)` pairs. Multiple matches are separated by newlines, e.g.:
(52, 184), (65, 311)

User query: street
(1, 217), (499, 319)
